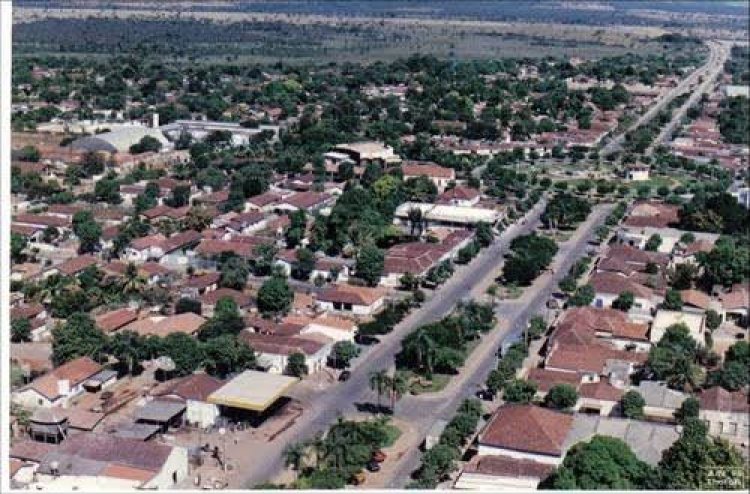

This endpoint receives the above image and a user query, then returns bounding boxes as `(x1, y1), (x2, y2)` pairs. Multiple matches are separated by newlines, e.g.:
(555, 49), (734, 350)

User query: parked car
(366, 460), (381, 472)
(339, 370), (351, 382)
(372, 450), (387, 463)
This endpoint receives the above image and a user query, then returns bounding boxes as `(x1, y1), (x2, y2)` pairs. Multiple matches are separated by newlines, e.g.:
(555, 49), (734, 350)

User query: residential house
(240, 331), (332, 374)
(401, 161), (456, 192)
(698, 387), (749, 448)
(317, 284), (387, 316)
(152, 374), (225, 428)
(12, 357), (104, 409)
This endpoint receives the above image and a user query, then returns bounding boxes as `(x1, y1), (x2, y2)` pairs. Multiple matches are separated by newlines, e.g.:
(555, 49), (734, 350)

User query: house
(589, 271), (659, 317)
(698, 387), (749, 447)
(631, 381), (688, 422)
(181, 272), (221, 298)
(622, 201), (680, 230)
(152, 374), (225, 428)
(401, 161), (456, 192)
(437, 186), (481, 207)
(12, 357), (103, 409)
(719, 284), (749, 326)
(544, 340), (647, 383)
(317, 284), (387, 316)
(200, 288), (252, 317)
(576, 379), (624, 416)
(551, 307), (651, 352)
(240, 331), (332, 374)
(274, 191), (333, 213)
(625, 164), (650, 181)
(299, 314), (358, 343)
(50, 255), (100, 277)
(11, 342), (54, 380)
(246, 191), (283, 212)
(23, 433), (188, 490)
(121, 313), (207, 337)
(310, 257), (352, 283)
(650, 310), (705, 344)
(95, 308), (139, 333)
(476, 404), (573, 464)
(124, 234), (168, 263)
(11, 303), (49, 341)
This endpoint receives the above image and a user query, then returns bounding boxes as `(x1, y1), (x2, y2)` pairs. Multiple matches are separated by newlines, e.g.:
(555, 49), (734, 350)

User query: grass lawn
(404, 372), (451, 395)
(382, 424), (402, 448)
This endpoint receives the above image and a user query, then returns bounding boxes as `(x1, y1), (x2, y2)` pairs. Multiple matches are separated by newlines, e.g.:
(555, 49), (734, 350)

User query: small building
(207, 370), (298, 424)
(152, 374), (225, 428)
(625, 164), (650, 181)
(317, 284), (387, 316)
(401, 162), (456, 192)
(698, 387), (749, 447)
(631, 381), (688, 422)
(331, 141), (401, 166)
(134, 399), (187, 433)
(70, 126), (171, 154)
(12, 357), (104, 409)
(29, 408), (68, 444)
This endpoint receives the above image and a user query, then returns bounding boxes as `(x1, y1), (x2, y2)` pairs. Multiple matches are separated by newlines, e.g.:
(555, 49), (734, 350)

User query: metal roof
(207, 370), (298, 412)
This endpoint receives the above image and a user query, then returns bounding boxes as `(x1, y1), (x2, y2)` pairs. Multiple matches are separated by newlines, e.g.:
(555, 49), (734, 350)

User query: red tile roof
(200, 287), (252, 307)
(402, 162), (456, 179)
(27, 357), (102, 400)
(240, 332), (327, 356)
(462, 454), (555, 479)
(698, 387), (749, 413)
(14, 213), (70, 228)
(154, 374), (225, 402)
(589, 271), (654, 299)
(95, 308), (138, 333)
(546, 342), (647, 374)
(318, 284), (386, 306)
(56, 255), (99, 276)
(479, 404), (573, 456)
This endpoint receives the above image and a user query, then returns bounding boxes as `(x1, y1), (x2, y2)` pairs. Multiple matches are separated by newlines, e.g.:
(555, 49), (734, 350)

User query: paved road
(233, 198), (550, 487)
(645, 41), (730, 155)
(601, 40), (725, 157)
(383, 204), (614, 488)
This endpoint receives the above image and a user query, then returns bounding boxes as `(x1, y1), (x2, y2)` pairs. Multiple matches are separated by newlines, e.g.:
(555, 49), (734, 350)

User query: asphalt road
(233, 198), (551, 487)
(601, 40), (725, 157)
(645, 41), (730, 156)
(383, 203), (614, 488)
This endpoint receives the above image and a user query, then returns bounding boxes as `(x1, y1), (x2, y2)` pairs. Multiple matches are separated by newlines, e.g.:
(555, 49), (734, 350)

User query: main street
(645, 41), (731, 156)
(233, 198), (551, 487)
(383, 203), (614, 488)
(601, 40), (725, 157)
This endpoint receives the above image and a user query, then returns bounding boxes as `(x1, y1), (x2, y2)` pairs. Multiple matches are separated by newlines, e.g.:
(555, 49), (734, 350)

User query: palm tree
(369, 369), (389, 414)
(388, 371), (409, 414)
(122, 263), (147, 296)
(407, 329), (437, 379)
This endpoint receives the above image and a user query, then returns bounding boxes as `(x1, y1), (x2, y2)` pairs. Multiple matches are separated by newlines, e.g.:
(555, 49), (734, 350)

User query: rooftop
(207, 370), (298, 412)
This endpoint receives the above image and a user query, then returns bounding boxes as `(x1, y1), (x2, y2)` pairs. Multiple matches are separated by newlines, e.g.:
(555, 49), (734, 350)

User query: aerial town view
(3, 1), (749, 492)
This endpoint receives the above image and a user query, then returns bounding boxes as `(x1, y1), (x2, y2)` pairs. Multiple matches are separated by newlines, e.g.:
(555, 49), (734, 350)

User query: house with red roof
(12, 357), (104, 408)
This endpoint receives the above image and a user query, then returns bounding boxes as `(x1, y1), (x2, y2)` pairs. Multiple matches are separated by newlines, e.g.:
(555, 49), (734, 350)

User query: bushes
(486, 341), (529, 394)
(357, 300), (411, 337)
(409, 399), (482, 488)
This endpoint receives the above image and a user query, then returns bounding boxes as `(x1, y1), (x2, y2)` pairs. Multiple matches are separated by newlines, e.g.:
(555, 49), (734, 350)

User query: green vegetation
(502, 233), (559, 285)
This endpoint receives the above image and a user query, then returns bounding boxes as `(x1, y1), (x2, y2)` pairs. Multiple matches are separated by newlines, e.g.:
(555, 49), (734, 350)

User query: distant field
(12, 9), (683, 64)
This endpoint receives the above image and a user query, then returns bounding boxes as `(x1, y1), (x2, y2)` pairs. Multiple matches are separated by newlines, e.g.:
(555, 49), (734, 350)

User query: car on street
(339, 370), (351, 382)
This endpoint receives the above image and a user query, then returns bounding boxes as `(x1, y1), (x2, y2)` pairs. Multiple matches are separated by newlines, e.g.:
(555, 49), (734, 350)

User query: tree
(645, 234), (662, 252)
(161, 332), (203, 376)
(387, 371), (409, 413)
(94, 178), (122, 204)
(705, 309), (722, 331)
(165, 184), (191, 207)
(541, 193), (591, 229)
(219, 256), (249, 290)
(175, 297), (202, 315)
(284, 352), (308, 378)
(542, 436), (653, 489)
(201, 335), (256, 378)
(503, 379), (537, 403)
(11, 233), (28, 262)
(620, 390), (645, 419)
(184, 207), (212, 232)
(654, 418), (748, 490)
(292, 248), (315, 281)
(662, 289), (683, 310)
(369, 369), (389, 413)
(11, 318), (32, 343)
(670, 263), (697, 290)
(356, 243), (385, 286)
(644, 323), (701, 391)
(107, 330), (146, 375)
(329, 341), (359, 369)
(612, 291), (634, 312)
(285, 210), (307, 248)
(198, 297), (245, 340)
(257, 275), (293, 316)
(569, 284), (595, 307)
(475, 221), (494, 247)
(129, 135), (163, 154)
(674, 396), (699, 425)
(697, 238), (750, 288)
(51, 313), (108, 366)
(283, 442), (307, 472)
(72, 210), (102, 254)
(707, 340), (749, 391)
(545, 384), (578, 410)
